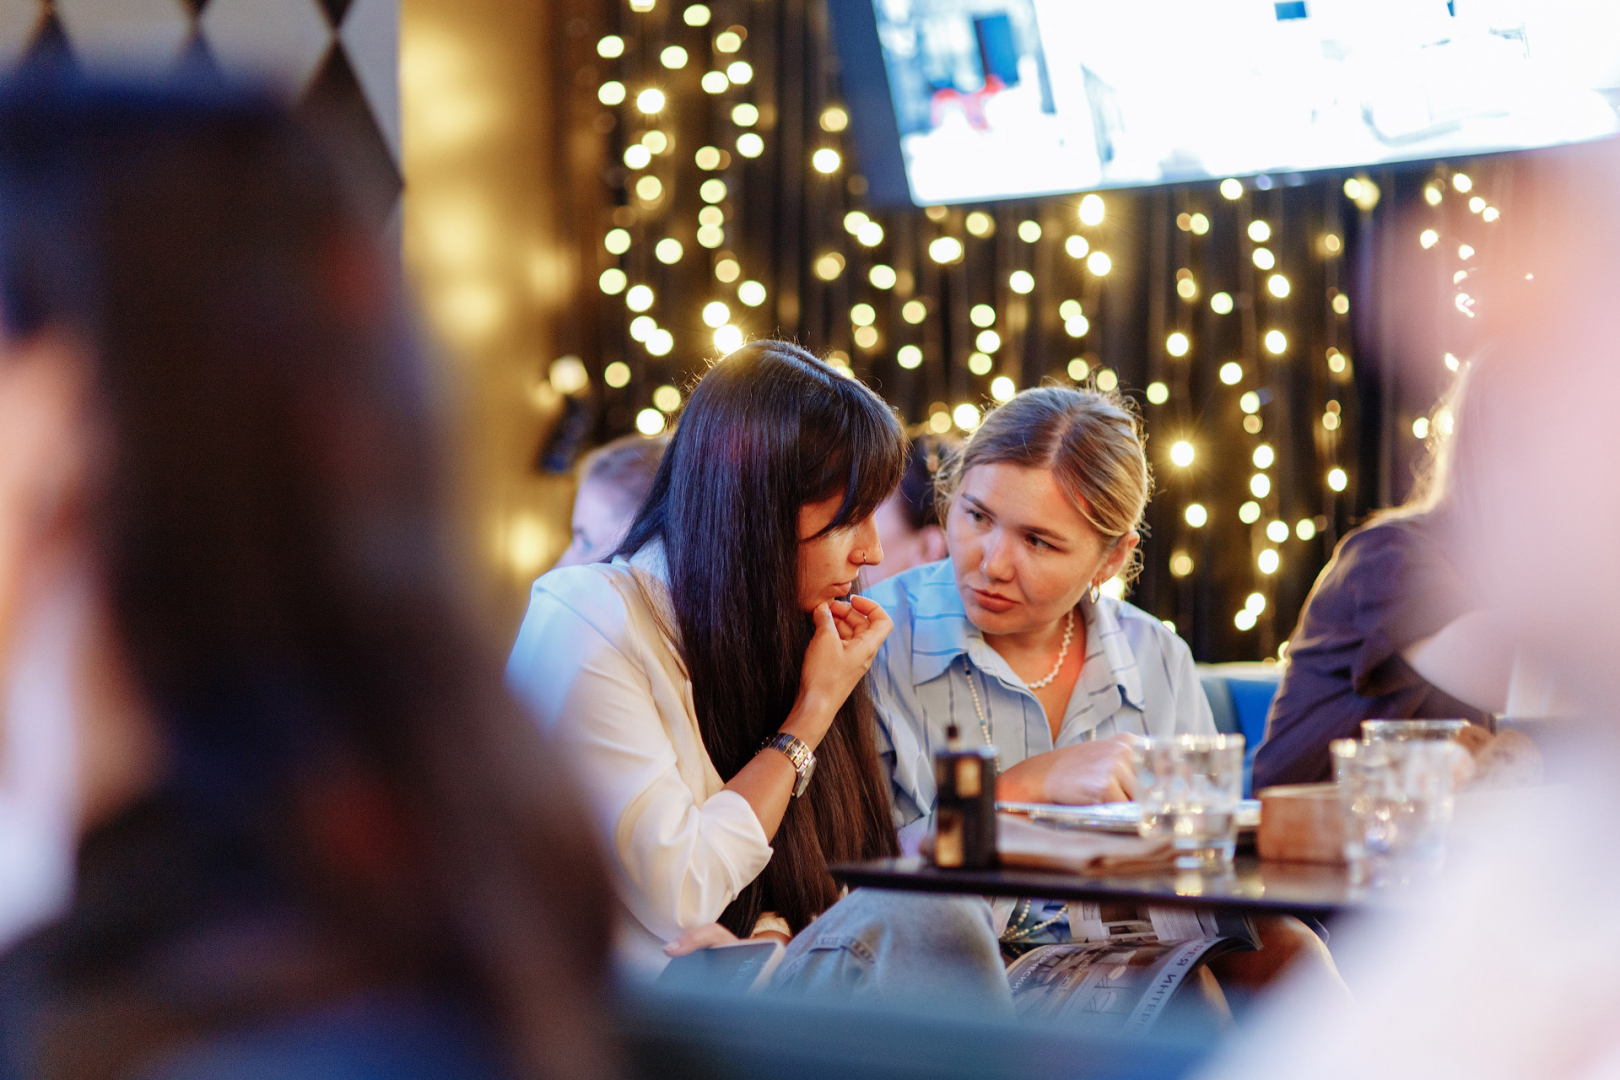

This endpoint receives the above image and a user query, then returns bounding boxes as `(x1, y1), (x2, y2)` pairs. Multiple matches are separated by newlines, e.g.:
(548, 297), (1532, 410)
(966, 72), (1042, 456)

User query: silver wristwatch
(763, 732), (817, 798)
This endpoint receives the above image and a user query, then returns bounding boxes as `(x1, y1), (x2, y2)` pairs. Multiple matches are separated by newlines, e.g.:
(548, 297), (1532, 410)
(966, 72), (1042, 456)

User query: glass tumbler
(1136, 734), (1246, 871)
(1331, 737), (1464, 886)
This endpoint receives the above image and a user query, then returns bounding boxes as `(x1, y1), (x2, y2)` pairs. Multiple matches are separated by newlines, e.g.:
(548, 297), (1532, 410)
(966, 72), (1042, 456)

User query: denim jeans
(769, 889), (1013, 1014)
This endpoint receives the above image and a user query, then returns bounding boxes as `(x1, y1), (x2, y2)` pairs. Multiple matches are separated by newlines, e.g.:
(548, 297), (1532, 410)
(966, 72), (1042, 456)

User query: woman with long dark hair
(509, 341), (1008, 996)
(0, 75), (612, 1079)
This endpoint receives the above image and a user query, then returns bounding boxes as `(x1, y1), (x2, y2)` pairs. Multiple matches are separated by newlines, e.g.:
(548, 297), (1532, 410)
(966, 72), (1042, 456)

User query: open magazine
(1006, 903), (1258, 1033)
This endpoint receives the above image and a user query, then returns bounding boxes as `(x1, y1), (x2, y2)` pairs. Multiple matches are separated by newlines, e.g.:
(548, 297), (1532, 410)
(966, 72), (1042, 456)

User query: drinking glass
(1361, 719), (1471, 744)
(1136, 734), (1245, 871)
(1331, 737), (1464, 886)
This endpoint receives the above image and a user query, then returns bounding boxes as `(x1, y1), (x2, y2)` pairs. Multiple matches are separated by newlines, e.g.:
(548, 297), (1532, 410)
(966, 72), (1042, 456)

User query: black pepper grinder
(932, 723), (998, 869)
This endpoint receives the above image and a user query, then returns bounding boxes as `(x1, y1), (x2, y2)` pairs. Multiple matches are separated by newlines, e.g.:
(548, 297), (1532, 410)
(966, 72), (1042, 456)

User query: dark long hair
(616, 342), (903, 935)
(0, 75), (611, 1079)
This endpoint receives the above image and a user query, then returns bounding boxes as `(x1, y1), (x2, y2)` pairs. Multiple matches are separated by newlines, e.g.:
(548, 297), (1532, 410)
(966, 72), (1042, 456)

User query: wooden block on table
(1256, 782), (1346, 864)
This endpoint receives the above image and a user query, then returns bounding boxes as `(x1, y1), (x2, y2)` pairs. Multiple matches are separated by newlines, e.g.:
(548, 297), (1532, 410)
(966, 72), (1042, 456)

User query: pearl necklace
(1025, 608), (1076, 690)
(961, 606), (1078, 768)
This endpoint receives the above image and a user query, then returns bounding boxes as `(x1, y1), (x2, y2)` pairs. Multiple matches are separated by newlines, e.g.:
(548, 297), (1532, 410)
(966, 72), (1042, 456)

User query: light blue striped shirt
(865, 559), (1215, 834)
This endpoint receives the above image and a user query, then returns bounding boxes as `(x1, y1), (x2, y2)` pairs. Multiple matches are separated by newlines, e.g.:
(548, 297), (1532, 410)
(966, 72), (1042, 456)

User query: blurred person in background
(507, 342), (1010, 1003)
(1252, 361), (1510, 789)
(864, 433), (952, 587)
(0, 74), (612, 1080)
(555, 434), (668, 569)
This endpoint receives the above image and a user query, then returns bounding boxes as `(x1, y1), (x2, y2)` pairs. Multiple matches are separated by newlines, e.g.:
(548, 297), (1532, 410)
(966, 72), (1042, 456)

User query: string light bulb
(636, 88), (666, 113)
(1184, 503), (1208, 528)
(1078, 193), (1105, 226)
(928, 236), (963, 264)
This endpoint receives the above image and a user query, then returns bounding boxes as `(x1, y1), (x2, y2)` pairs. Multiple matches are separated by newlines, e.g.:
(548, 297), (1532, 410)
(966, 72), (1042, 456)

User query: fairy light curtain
(565, 0), (1507, 661)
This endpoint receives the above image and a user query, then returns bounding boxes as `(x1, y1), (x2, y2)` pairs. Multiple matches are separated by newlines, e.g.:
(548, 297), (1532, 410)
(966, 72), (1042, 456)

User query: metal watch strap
(762, 732), (816, 798)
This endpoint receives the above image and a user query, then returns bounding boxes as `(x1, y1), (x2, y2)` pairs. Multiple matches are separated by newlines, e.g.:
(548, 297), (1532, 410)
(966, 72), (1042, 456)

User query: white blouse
(505, 545), (776, 975)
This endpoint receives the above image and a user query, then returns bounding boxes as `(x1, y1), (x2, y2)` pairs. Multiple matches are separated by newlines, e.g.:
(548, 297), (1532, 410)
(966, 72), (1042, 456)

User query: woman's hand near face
(996, 733), (1142, 805)
(722, 595), (892, 841)
(783, 594), (892, 747)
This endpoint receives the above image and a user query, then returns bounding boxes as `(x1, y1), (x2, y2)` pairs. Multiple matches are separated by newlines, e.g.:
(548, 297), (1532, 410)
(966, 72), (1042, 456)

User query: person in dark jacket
(1254, 360), (1510, 788)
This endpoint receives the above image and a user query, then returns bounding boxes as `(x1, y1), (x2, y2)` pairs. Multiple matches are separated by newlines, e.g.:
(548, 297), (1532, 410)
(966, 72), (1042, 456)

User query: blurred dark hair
(579, 433), (668, 513)
(0, 73), (611, 1079)
(893, 433), (956, 532)
(616, 342), (903, 936)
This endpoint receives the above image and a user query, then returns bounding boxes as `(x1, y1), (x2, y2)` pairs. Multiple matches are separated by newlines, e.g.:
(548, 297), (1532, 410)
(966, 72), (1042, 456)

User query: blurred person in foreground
(555, 434), (668, 569)
(0, 74), (611, 1079)
(1200, 141), (1620, 1080)
(863, 433), (952, 587)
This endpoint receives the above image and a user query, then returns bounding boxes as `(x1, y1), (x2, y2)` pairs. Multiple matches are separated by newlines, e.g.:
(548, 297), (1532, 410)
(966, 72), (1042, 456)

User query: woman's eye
(968, 509), (987, 523)
(1026, 534), (1051, 550)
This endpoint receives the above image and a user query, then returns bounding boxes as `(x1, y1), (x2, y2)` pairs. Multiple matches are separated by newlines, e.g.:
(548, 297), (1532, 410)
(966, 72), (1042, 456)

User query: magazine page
(1070, 902), (1258, 949)
(1006, 938), (1232, 1034)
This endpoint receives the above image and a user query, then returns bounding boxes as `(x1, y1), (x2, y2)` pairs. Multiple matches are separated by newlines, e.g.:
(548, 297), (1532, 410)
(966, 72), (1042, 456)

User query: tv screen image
(839, 0), (1620, 204)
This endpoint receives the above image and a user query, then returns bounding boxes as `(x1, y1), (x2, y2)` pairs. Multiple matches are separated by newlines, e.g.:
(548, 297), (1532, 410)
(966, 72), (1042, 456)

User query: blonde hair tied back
(939, 385), (1152, 583)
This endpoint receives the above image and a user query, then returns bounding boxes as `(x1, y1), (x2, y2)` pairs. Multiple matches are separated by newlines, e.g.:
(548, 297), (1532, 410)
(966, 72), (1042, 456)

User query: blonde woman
(867, 386), (1213, 846)
(865, 387), (1338, 991)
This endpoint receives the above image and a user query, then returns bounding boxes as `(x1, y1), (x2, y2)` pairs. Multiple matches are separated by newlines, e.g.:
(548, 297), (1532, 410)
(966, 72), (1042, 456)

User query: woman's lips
(970, 588), (1016, 613)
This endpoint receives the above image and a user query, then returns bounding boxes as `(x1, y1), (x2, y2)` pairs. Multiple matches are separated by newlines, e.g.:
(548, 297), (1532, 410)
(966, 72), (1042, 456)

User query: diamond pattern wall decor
(10, 0), (399, 224)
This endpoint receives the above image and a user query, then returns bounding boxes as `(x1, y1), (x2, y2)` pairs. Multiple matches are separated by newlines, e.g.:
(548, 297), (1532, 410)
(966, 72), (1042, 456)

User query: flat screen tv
(829, 0), (1620, 205)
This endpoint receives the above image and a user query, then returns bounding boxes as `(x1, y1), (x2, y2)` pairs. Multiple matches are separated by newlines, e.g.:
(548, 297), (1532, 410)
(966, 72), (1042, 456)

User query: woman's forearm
(723, 691), (838, 839)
